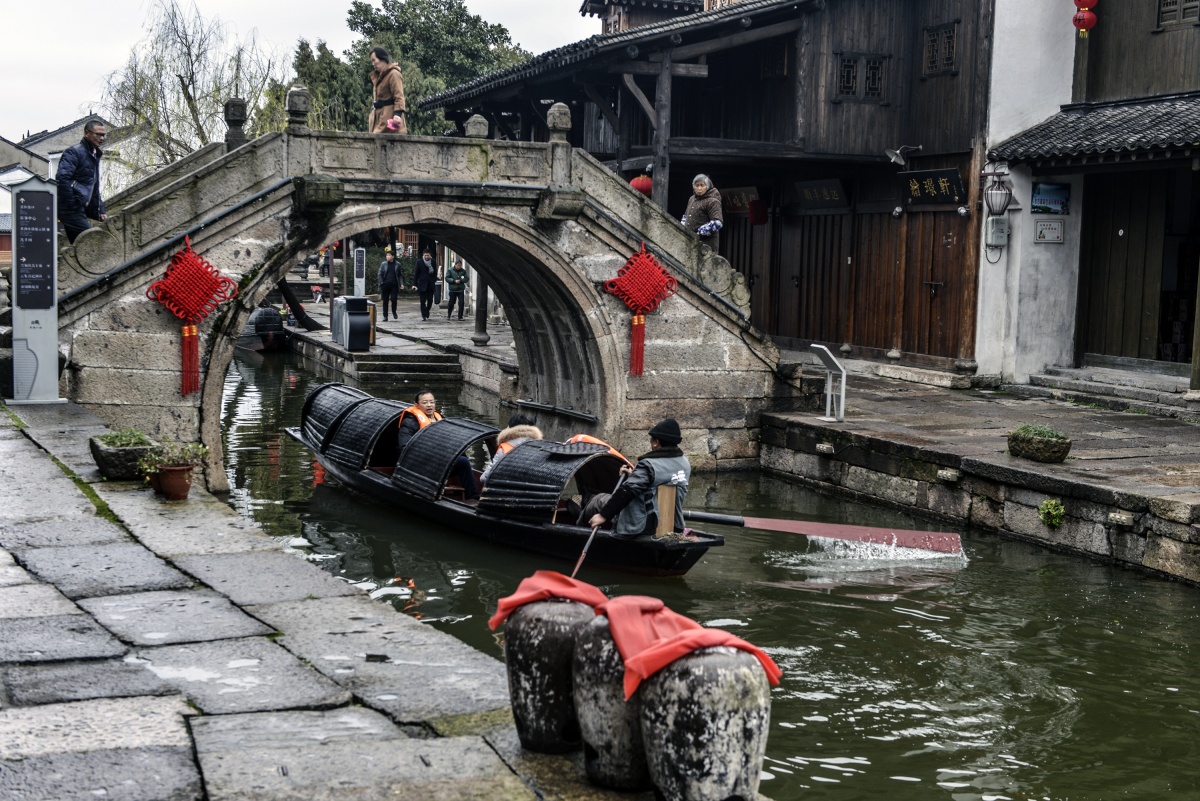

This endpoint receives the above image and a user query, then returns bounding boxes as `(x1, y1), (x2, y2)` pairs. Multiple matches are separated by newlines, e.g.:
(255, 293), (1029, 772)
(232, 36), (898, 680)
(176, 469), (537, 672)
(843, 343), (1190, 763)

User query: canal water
(223, 352), (1200, 801)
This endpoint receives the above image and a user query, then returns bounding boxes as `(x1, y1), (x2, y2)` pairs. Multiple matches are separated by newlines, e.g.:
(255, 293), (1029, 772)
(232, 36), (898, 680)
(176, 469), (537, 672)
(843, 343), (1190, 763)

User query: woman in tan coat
(368, 46), (407, 134)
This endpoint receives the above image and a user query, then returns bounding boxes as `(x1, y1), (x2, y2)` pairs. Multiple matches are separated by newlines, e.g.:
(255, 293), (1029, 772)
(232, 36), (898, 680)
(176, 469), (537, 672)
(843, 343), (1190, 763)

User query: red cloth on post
(487, 570), (608, 630)
(598, 595), (782, 699)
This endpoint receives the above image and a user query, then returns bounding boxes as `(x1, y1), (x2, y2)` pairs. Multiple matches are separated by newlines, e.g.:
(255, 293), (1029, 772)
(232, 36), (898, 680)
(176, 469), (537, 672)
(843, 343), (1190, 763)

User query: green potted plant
(1008, 423), (1072, 463)
(89, 428), (158, 480)
(138, 442), (208, 500)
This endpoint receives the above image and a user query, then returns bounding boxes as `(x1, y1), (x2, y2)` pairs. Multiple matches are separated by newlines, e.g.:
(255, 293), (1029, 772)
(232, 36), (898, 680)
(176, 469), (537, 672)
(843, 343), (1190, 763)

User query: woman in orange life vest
(480, 414), (543, 486)
(565, 434), (634, 520)
(397, 389), (480, 500)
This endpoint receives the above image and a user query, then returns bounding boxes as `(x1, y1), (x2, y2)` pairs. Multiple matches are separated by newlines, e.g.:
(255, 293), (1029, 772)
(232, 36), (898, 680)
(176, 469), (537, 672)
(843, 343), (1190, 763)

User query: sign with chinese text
(353, 247), (366, 296)
(899, 169), (966, 205)
(7, 175), (64, 403)
(1031, 182), (1070, 215)
(794, 180), (848, 211)
(1035, 220), (1064, 243)
(722, 186), (760, 213)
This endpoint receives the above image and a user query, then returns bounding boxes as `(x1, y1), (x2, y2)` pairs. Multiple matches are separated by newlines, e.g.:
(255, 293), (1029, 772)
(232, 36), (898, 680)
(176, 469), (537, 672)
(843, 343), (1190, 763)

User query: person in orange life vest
(480, 414), (542, 486)
(566, 434), (633, 520)
(397, 389), (479, 500)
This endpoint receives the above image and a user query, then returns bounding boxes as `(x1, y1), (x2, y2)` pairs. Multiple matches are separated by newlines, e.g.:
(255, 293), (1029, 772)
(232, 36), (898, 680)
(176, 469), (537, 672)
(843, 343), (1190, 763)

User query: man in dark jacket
(57, 119), (108, 243)
(586, 418), (690, 538)
(378, 249), (403, 321)
(413, 249), (437, 321)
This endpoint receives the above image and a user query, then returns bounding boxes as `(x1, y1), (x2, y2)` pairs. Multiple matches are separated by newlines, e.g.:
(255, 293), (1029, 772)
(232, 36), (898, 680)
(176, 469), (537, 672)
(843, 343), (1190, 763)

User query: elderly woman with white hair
(680, 173), (724, 254)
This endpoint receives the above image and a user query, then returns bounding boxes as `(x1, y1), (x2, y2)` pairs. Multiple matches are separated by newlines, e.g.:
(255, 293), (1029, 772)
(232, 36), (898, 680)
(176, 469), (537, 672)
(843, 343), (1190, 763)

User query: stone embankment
(0, 401), (660, 800)
(762, 374), (1200, 584)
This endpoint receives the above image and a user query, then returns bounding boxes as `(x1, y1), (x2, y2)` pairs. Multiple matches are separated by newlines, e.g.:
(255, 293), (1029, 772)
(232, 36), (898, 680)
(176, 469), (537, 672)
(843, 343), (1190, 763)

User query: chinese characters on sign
(14, 191), (55, 310)
(1031, 182), (1070, 215)
(1035, 220), (1064, 243)
(898, 169), (966, 206)
(794, 179), (848, 211)
(722, 186), (760, 213)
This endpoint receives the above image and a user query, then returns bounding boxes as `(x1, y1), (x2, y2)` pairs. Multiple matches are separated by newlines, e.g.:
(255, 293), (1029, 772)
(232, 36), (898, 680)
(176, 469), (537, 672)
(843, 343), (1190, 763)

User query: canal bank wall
(760, 376), (1200, 586)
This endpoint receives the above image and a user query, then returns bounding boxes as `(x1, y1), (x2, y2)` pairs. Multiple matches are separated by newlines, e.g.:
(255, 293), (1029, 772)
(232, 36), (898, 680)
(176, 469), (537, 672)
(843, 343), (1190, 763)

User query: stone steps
(1041, 365), (1189, 394)
(1028, 373), (1187, 407)
(1000, 381), (1195, 421)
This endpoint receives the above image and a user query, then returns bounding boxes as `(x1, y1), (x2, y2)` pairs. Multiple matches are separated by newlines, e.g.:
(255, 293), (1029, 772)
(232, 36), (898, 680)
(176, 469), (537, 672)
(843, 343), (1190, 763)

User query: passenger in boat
(397, 389), (480, 500)
(566, 434), (632, 512)
(480, 414), (543, 486)
(585, 418), (690, 538)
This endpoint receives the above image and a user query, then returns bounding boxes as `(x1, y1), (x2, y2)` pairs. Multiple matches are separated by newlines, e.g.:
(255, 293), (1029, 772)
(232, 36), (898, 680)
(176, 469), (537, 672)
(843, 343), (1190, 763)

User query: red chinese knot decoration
(604, 243), (677, 376)
(145, 236), (238, 395)
(1072, 1), (1097, 38)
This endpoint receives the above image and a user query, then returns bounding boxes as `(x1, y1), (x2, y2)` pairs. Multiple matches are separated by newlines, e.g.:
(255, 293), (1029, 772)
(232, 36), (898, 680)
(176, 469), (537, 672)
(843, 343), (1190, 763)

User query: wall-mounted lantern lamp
(891, 206), (904, 219)
(884, 145), (923, 167)
(957, 206), (971, 218)
(982, 162), (1013, 261)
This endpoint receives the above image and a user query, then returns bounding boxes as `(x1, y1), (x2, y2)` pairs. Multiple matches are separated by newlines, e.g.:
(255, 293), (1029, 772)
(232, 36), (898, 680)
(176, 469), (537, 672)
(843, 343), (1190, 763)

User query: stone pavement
(0, 401), (652, 801)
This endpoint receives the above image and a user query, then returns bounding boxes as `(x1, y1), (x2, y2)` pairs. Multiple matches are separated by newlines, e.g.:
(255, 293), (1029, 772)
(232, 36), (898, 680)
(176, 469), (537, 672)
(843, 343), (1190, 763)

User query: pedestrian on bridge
(57, 119), (108, 243)
(414, 249), (438, 321)
(378, 248), (403, 321)
(681, 173), (724, 254)
(368, 46), (407, 135)
(445, 258), (469, 320)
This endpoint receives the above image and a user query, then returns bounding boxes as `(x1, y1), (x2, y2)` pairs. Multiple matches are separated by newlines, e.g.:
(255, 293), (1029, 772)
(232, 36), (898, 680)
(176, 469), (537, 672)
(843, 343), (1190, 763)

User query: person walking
(368, 47), (406, 134)
(57, 119), (108, 243)
(680, 173), (724, 254)
(378, 248), (402, 321)
(444, 258), (469, 320)
(413, 249), (437, 321)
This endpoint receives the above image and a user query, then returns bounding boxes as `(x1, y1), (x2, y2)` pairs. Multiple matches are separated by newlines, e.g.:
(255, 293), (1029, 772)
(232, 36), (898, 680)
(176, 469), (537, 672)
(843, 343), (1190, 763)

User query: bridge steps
(1000, 366), (1193, 420)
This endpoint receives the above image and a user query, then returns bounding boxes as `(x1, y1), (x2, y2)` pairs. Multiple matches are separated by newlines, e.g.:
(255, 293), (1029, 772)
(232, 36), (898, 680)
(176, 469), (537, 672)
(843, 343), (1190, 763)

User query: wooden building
(988, 1), (1200, 386)
(422, 0), (996, 372)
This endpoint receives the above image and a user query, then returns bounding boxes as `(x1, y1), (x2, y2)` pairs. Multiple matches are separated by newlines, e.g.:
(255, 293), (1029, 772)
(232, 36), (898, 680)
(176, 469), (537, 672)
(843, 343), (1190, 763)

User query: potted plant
(138, 442), (208, 500)
(90, 429), (158, 480)
(1008, 423), (1072, 463)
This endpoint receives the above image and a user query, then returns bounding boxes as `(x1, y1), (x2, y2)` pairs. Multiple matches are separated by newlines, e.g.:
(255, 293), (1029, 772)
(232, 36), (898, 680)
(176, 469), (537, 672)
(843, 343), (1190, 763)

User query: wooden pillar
(651, 52), (672, 209)
(1191, 251), (1200, 391)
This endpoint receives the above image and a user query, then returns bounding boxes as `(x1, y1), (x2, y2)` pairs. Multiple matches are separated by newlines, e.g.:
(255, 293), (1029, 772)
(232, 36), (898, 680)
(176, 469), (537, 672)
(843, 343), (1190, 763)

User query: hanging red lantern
(1073, 8), (1097, 38)
(1073, 0), (1096, 8)
(630, 174), (652, 197)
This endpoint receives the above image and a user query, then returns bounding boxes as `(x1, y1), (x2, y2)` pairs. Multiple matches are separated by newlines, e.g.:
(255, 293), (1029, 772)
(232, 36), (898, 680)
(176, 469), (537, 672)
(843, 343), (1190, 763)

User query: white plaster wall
(976, 0), (1081, 381)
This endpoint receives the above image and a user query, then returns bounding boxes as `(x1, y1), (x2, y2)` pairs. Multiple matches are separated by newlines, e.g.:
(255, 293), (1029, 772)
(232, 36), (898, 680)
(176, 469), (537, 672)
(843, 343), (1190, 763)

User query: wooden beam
(609, 61), (709, 78)
(669, 18), (807, 61)
(621, 73), (657, 131)
(582, 83), (620, 135)
(651, 52), (672, 209)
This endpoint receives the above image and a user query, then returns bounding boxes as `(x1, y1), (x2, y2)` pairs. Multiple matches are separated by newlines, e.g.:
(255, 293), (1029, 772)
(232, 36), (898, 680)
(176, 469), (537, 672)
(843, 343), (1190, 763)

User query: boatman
(585, 418), (690, 538)
(398, 389), (480, 500)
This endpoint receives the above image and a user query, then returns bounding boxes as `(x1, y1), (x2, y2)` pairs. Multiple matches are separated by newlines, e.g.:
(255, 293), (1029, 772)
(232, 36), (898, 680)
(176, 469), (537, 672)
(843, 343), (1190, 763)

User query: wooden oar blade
(741, 516), (962, 554)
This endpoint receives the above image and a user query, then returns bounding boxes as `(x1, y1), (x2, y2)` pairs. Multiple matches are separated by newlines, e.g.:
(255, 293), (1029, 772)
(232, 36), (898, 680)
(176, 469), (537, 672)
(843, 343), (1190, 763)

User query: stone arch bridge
(44, 99), (790, 491)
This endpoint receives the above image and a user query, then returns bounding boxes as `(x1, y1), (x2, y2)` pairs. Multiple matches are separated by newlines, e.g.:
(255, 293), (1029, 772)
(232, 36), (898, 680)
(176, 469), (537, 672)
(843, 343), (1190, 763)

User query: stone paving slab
(0, 615), (127, 663)
(2, 657), (177, 706)
(129, 636), (352, 714)
(78, 588), (273, 646)
(0, 548), (34, 587)
(248, 596), (510, 724)
(0, 694), (193, 757)
(96, 484), (283, 556)
(0, 747), (203, 801)
(0, 582), (82, 618)
(0, 443), (94, 519)
(0, 514), (130, 550)
(18, 542), (194, 599)
(196, 732), (533, 801)
(174, 551), (361, 605)
(22, 424), (109, 484)
(190, 707), (408, 750)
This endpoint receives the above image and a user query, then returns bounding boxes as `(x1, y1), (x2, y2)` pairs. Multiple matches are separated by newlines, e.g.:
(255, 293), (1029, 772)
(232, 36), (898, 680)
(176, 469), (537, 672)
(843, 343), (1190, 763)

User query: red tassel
(630, 314), (645, 377)
(181, 324), (200, 395)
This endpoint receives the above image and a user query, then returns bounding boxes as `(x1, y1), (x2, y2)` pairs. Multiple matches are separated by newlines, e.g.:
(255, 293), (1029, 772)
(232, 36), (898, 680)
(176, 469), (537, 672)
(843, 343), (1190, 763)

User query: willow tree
(98, 0), (285, 185)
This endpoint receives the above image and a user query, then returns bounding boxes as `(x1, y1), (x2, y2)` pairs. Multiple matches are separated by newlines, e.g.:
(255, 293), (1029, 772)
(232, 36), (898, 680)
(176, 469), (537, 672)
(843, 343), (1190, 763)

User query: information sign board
(14, 191), (55, 310)
(7, 175), (65, 403)
(899, 169), (966, 206)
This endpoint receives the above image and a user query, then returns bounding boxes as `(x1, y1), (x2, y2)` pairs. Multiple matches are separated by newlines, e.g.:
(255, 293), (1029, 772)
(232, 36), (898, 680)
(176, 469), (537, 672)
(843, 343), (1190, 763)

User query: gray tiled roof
(422, 0), (809, 110)
(990, 92), (1200, 163)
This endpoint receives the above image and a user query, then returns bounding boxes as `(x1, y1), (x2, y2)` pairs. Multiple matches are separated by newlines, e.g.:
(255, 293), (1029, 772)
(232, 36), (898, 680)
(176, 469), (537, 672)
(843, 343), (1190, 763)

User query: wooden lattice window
(834, 53), (889, 103)
(923, 23), (958, 76)
(1159, 0), (1200, 25)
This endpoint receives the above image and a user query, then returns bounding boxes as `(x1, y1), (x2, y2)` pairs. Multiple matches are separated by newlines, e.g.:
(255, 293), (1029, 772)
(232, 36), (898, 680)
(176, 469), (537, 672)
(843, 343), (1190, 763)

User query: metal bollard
(572, 615), (653, 791)
(638, 646), (771, 801)
(504, 599), (594, 753)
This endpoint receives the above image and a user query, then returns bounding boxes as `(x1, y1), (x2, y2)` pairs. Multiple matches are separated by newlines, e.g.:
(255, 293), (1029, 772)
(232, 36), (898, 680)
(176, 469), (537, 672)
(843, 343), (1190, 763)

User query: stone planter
(89, 436), (157, 481)
(1008, 433), (1072, 463)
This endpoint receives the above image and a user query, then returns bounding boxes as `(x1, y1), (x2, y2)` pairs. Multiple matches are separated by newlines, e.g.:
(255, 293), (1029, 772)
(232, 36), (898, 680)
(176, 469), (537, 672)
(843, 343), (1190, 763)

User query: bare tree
(99, 0), (286, 184)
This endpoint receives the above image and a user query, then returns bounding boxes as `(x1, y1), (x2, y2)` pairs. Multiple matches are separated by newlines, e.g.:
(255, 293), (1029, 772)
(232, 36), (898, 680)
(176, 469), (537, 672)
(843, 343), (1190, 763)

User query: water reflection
(222, 352), (1200, 801)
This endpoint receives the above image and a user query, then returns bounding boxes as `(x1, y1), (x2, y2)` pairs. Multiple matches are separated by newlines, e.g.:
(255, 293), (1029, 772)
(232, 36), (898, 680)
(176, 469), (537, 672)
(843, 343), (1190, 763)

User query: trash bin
(344, 297), (370, 352)
(368, 301), (377, 346)
(331, 296), (347, 346)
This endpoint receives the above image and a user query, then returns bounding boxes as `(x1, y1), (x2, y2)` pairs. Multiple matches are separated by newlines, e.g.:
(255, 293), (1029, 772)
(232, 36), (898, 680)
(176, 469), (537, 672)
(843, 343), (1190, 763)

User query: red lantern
(630, 174), (652, 197)
(1073, 0), (1096, 8)
(1073, 8), (1097, 38)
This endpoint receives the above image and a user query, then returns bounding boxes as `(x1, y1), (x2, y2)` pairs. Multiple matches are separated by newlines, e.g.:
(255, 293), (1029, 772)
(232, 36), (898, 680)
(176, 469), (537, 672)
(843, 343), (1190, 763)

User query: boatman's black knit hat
(649, 418), (682, 446)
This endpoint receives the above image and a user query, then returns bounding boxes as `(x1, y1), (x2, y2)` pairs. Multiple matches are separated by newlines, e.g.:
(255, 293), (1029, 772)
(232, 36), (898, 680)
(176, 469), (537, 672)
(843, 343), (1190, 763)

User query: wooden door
(723, 214), (775, 330)
(901, 210), (966, 358)
(1077, 170), (1169, 361)
(848, 212), (906, 351)
(777, 211), (853, 342)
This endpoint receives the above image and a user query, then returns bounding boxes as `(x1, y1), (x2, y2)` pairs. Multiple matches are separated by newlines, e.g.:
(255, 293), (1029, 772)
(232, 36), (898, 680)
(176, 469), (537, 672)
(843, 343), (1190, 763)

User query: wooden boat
(237, 306), (286, 352)
(285, 383), (723, 576)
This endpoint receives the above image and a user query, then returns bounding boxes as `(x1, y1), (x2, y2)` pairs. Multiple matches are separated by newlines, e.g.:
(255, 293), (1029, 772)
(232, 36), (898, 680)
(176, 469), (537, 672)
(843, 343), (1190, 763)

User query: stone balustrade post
(224, 98), (248, 150)
(286, 86), (311, 134)
(536, 103), (585, 219)
(465, 114), (489, 139)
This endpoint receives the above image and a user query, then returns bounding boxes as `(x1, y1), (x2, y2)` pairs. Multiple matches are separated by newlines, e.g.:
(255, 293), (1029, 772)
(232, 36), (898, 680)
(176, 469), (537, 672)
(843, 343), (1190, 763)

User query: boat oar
(682, 510), (963, 554)
(570, 527), (600, 579)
